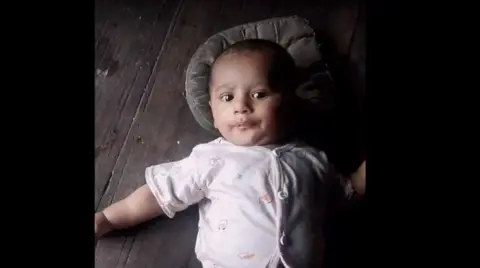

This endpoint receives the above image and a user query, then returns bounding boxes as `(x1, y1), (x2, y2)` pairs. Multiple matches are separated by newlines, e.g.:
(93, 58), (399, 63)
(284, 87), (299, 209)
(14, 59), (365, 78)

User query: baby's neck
(220, 136), (296, 149)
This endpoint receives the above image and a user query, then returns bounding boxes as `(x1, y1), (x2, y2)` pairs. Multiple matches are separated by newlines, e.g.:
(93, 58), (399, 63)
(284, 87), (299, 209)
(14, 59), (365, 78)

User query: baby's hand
(94, 184), (164, 241)
(351, 160), (366, 196)
(95, 212), (113, 241)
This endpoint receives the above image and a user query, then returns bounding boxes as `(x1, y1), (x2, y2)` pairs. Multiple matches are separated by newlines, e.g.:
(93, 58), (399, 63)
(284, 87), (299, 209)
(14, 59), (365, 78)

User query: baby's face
(209, 52), (284, 146)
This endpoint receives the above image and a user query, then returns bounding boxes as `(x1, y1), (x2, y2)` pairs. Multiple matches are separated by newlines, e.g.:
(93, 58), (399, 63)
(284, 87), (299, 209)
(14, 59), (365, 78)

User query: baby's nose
(235, 106), (250, 114)
(233, 98), (251, 114)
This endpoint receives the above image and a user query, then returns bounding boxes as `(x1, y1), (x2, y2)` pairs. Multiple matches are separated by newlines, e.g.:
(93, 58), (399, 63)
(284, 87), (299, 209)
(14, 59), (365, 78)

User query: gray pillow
(185, 15), (331, 134)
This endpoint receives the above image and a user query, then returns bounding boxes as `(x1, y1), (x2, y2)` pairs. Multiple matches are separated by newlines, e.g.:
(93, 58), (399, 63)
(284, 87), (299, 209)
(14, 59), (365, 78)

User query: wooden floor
(95, 0), (365, 267)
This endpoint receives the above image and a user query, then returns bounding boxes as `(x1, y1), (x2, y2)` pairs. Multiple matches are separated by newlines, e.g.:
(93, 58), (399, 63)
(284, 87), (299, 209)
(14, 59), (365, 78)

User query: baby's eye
(221, 94), (233, 102)
(252, 92), (267, 99)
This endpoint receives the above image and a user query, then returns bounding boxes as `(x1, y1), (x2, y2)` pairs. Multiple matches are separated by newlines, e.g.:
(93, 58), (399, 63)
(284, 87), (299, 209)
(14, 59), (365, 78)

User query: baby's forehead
(213, 50), (272, 68)
(209, 52), (271, 93)
(210, 52), (271, 82)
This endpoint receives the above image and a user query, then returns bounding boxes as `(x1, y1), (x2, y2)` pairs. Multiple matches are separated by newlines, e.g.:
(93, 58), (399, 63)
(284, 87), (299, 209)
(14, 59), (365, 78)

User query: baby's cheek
(261, 106), (281, 124)
(212, 107), (228, 122)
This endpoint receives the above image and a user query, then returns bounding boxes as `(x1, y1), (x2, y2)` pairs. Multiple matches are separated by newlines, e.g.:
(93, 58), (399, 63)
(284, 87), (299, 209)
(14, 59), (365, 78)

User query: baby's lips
(234, 117), (255, 125)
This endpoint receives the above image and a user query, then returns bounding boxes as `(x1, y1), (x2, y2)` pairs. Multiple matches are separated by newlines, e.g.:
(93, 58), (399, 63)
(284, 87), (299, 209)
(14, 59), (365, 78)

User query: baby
(95, 39), (366, 268)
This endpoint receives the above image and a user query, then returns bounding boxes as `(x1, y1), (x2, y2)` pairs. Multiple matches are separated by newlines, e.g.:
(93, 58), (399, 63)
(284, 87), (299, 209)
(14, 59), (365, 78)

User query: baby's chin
(223, 132), (278, 147)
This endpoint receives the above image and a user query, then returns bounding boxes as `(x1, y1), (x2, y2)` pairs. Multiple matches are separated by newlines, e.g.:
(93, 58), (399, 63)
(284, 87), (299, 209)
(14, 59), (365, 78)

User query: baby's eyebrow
(251, 82), (269, 88)
(213, 83), (234, 92)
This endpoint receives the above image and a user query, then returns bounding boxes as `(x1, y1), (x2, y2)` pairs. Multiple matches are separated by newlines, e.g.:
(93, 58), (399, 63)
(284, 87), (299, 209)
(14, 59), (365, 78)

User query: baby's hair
(210, 39), (298, 93)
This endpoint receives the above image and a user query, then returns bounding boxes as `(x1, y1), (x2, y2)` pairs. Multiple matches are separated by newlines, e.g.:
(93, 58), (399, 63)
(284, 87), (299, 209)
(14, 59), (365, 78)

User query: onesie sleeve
(311, 149), (356, 200)
(145, 151), (207, 218)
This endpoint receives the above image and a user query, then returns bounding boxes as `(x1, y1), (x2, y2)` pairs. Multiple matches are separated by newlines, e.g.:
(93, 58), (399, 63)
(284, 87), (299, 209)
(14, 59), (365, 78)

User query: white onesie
(145, 137), (353, 268)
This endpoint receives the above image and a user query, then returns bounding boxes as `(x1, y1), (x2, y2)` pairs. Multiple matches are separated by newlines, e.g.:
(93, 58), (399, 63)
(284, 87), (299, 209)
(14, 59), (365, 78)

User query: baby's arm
(349, 160), (366, 196)
(312, 149), (365, 200)
(95, 148), (209, 240)
(95, 184), (164, 239)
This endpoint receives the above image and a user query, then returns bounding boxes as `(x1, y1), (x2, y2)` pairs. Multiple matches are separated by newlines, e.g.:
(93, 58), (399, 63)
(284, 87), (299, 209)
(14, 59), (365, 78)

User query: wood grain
(94, 0), (184, 209)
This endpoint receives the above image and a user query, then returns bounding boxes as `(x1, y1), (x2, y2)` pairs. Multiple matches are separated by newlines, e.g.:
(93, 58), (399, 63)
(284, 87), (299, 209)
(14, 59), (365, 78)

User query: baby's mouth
(233, 121), (256, 130)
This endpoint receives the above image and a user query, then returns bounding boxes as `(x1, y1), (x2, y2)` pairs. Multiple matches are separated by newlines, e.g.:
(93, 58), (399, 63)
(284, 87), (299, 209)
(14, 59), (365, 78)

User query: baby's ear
(209, 100), (212, 107)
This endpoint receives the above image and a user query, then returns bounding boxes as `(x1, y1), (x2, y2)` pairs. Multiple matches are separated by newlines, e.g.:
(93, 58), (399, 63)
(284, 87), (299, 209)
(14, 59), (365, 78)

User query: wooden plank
(95, 1), (364, 267)
(94, 0), (184, 209)
(95, 0), (109, 50)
